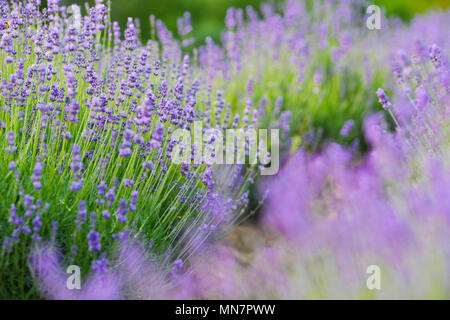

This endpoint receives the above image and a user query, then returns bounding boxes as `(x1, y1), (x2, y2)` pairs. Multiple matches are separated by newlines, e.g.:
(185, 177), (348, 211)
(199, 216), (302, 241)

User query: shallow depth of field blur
(1, 0), (450, 299)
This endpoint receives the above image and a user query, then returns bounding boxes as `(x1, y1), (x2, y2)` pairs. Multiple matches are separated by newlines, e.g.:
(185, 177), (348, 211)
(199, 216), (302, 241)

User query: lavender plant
(0, 0), (255, 298)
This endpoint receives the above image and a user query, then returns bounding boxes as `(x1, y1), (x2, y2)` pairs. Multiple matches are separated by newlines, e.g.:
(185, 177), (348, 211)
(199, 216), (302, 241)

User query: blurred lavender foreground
(1, 0), (449, 299)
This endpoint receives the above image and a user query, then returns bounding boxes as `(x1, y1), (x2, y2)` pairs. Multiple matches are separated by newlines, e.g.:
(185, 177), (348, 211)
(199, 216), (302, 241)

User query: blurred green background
(52, 0), (450, 44)
(374, 0), (450, 21)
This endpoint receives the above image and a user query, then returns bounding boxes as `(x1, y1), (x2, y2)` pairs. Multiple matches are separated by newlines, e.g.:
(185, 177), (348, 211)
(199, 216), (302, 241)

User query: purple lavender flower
(429, 44), (442, 68)
(142, 161), (154, 170)
(97, 180), (107, 196)
(70, 144), (83, 191)
(340, 119), (354, 137)
(102, 210), (111, 220)
(149, 122), (165, 149)
(123, 179), (134, 187)
(6, 131), (17, 154)
(130, 190), (138, 211)
(31, 245), (119, 299)
(8, 204), (17, 224)
(71, 245), (78, 257)
(376, 88), (392, 110)
(202, 168), (215, 190)
(117, 199), (128, 223)
(171, 259), (183, 278)
(92, 254), (109, 274)
(415, 85), (429, 109)
(76, 200), (87, 229)
(8, 161), (16, 171)
(119, 146), (132, 157)
(32, 215), (42, 242)
(105, 188), (116, 207)
(31, 162), (43, 190)
(88, 230), (101, 252)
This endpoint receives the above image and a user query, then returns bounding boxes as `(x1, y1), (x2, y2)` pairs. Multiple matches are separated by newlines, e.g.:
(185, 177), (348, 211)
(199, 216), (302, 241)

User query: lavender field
(0, 0), (449, 300)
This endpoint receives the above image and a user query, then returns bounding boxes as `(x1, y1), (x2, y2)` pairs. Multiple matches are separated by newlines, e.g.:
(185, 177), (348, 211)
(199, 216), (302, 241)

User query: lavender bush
(0, 0), (255, 298)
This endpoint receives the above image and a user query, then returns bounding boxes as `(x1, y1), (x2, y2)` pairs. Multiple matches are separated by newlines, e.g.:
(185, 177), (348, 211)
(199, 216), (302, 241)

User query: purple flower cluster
(376, 88), (392, 110)
(116, 199), (128, 223)
(6, 131), (16, 153)
(31, 162), (43, 190)
(88, 230), (101, 253)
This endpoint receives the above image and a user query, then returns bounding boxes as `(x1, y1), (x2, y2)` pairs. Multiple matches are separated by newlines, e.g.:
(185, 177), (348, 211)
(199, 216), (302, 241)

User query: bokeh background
(49, 0), (450, 45)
